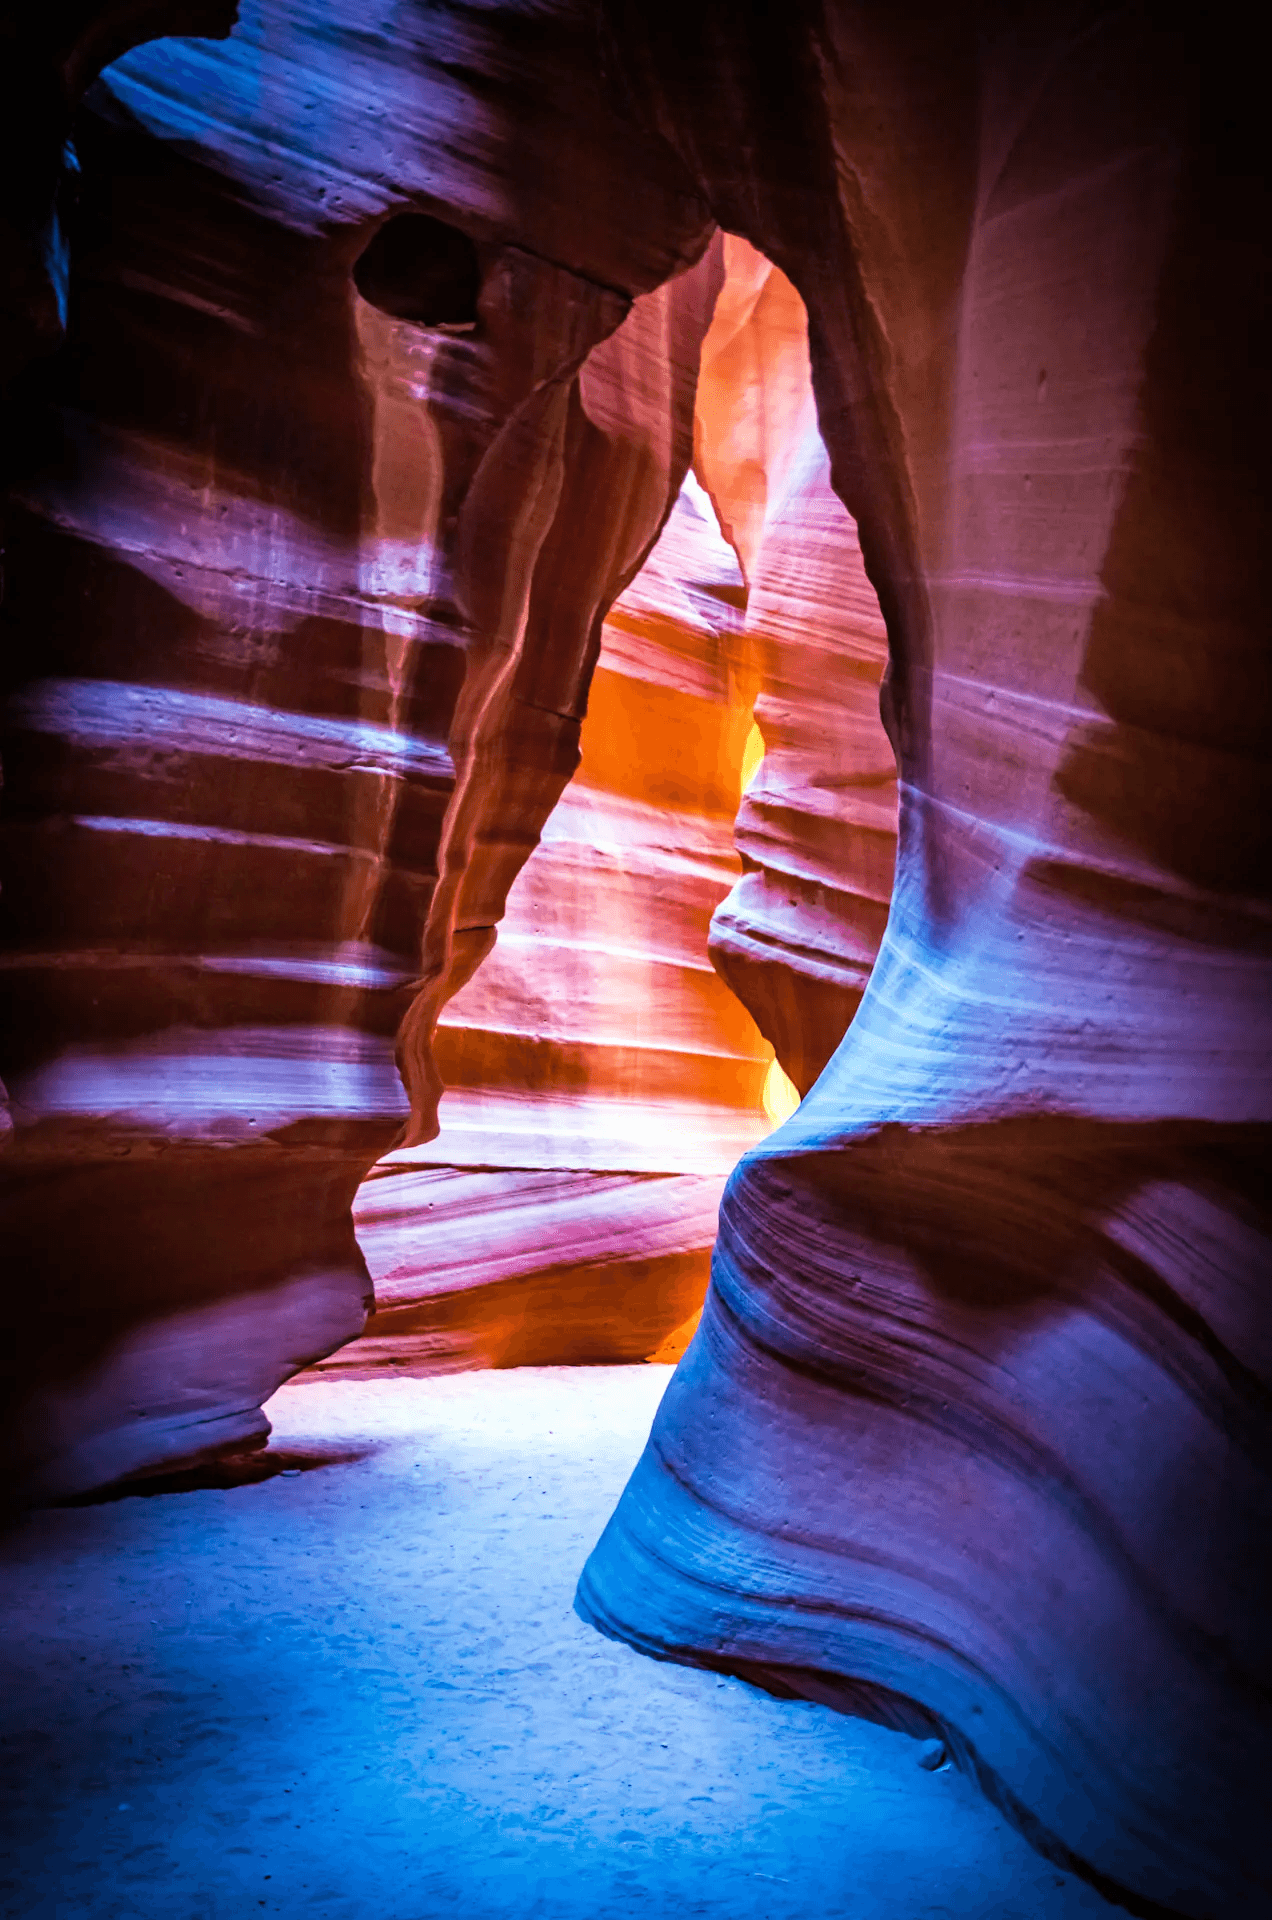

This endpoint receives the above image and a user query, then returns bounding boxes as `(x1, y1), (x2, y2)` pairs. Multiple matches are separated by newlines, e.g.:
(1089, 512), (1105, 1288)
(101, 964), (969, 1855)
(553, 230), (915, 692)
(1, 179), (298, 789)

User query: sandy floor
(0, 1369), (1120, 1919)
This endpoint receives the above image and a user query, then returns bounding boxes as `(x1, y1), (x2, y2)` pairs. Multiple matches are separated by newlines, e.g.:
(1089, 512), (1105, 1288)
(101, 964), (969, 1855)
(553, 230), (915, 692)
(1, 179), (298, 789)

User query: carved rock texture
(578, 8), (1271, 1917)
(694, 237), (897, 1093)
(315, 477), (774, 1375)
(0, 0), (716, 1495)
(0, 6), (1267, 1914)
(325, 242), (895, 1376)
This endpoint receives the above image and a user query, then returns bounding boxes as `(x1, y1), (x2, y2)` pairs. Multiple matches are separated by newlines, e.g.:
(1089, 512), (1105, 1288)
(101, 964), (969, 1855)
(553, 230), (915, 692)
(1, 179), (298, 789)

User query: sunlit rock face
(325, 237), (894, 1380)
(695, 237), (897, 1094)
(318, 240), (895, 1374)
(1, 4), (1267, 1913)
(314, 474), (774, 1375)
(0, 0), (715, 1496)
(578, 7), (1271, 1916)
(319, 239), (895, 1379)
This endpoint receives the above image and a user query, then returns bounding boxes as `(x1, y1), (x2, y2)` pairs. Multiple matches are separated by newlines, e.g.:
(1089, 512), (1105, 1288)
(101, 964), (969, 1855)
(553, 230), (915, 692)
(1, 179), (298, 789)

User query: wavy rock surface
(320, 477), (773, 1375)
(328, 239), (894, 1375)
(694, 237), (897, 1094)
(578, 8), (1271, 1916)
(2, 7), (1267, 1913)
(0, 0), (715, 1496)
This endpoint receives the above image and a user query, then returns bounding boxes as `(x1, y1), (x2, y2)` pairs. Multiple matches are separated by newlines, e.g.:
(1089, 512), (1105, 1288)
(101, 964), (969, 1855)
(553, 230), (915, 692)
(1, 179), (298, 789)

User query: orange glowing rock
(326, 462), (776, 1375)
(696, 239), (898, 1095)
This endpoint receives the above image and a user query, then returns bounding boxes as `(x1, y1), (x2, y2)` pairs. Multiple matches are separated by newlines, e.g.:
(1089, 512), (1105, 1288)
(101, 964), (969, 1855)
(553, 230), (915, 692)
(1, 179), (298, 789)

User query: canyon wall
(317, 474), (774, 1376)
(322, 238), (895, 1379)
(0, 0), (718, 1496)
(695, 237), (897, 1093)
(578, 7), (1271, 1917)
(0, 4), (239, 375)
(2, 6), (1267, 1915)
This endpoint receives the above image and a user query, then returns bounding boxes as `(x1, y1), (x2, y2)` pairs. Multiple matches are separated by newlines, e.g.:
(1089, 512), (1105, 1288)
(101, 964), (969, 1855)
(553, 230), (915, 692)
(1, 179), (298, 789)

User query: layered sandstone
(1, 6), (1266, 1915)
(317, 477), (774, 1375)
(578, 8), (1271, 1916)
(0, 1), (717, 1496)
(324, 241), (896, 1375)
(695, 238), (897, 1093)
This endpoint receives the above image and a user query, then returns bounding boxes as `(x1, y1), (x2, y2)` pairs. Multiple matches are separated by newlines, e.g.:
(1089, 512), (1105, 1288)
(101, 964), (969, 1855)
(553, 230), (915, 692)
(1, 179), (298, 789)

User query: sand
(0, 1368), (1120, 1919)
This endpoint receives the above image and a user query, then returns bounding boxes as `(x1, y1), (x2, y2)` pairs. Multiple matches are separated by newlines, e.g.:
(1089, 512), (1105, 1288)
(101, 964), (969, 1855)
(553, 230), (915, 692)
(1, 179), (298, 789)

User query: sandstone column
(0, 0), (712, 1495)
(579, 8), (1271, 1912)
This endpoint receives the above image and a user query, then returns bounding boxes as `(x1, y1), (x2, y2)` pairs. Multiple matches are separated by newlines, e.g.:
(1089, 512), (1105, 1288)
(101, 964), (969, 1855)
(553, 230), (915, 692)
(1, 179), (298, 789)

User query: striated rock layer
(578, 7), (1271, 1917)
(696, 237), (897, 1094)
(323, 242), (896, 1378)
(0, 1), (718, 1496)
(2, 5), (1267, 1912)
(316, 476), (775, 1376)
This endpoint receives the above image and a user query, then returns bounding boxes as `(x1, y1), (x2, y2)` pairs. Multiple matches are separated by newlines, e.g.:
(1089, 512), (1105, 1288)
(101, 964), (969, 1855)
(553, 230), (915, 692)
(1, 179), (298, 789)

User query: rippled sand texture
(0, 1372), (1121, 1920)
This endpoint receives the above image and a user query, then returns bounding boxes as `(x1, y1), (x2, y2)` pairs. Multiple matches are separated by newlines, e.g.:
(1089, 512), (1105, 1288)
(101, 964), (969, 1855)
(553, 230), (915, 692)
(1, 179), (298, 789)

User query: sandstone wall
(0, 5), (238, 375)
(323, 239), (896, 1380)
(0, 0), (717, 1496)
(2, 7), (1266, 1913)
(577, 7), (1271, 1914)
(318, 473), (774, 1375)
(695, 237), (897, 1093)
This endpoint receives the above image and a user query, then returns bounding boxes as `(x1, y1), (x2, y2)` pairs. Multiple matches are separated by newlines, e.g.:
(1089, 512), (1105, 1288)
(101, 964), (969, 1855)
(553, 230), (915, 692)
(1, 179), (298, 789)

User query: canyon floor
(1, 1368), (1121, 1920)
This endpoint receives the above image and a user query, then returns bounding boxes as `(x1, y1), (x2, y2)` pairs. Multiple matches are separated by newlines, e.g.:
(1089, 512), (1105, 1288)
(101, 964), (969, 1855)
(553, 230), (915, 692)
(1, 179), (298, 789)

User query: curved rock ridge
(391, 236), (729, 1147)
(694, 236), (897, 1094)
(328, 239), (895, 1375)
(0, 0), (716, 1496)
(2, 9), (1267, 1912)
(318, 474), (775, 1376)
(577, 7), (1271, 1915)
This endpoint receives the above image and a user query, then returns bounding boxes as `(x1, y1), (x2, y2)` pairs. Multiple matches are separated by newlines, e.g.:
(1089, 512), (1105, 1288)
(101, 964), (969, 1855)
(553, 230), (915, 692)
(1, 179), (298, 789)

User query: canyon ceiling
(1, 5), (1267, 1919)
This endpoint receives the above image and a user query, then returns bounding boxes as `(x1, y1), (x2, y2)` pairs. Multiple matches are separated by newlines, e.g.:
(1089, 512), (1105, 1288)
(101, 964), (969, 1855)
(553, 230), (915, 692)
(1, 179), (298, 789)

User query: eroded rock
(322, 468), (774, 1375)
(577, 8), (1271, 1915)
(1, 9), (1267, 1916)
(695, 237), (897, 1093)
(0, 0), (713, 1495)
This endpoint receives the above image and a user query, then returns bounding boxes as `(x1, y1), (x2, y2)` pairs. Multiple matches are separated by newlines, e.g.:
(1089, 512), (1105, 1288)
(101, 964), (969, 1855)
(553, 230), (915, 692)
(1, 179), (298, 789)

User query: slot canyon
(0, 5), (1267, 1919)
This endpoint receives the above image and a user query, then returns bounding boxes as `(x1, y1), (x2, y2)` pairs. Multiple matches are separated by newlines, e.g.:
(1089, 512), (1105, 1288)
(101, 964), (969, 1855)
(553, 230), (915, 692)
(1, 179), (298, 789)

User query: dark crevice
(352, 212), (481, 330)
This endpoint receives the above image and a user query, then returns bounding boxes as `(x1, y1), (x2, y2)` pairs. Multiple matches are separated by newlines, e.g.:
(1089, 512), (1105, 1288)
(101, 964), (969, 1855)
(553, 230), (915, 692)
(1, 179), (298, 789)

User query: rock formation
(322, 239), (896, 1381)
(2, 4), (1267, 1915)
(316, 474), (775, 1376)
(0, 4), (239, 375)
(578, 8), (1271, 1917)
(694, 236), (897, 1093)
(0, 0), (718, 1496)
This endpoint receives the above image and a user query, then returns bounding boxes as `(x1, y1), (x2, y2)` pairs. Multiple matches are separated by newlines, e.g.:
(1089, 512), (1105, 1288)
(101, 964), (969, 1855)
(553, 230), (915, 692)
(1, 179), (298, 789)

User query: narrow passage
(1, 1371), (1116, 1919)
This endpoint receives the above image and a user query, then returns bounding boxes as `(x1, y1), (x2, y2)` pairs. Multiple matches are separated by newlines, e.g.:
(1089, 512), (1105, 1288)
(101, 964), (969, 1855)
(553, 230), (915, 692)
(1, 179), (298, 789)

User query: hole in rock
(334, 235), (897, 1385)
(352, 211), (481, 330)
